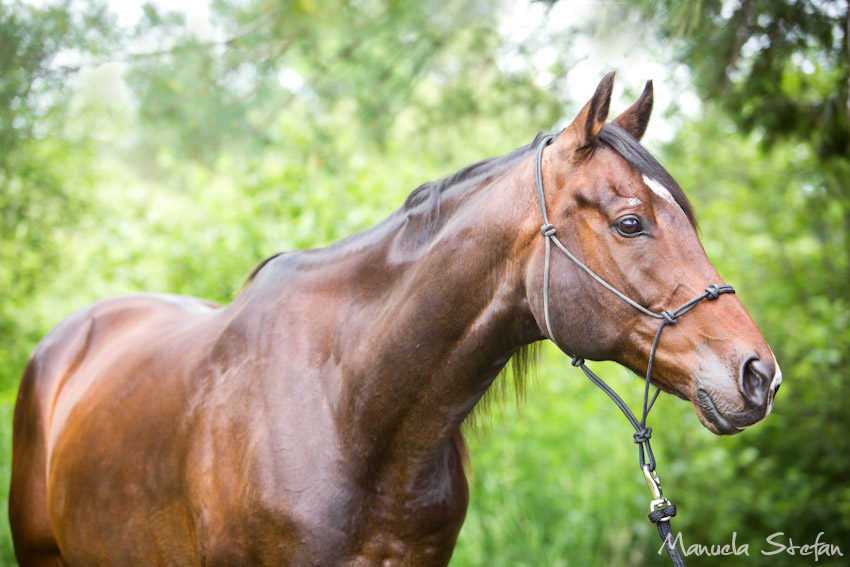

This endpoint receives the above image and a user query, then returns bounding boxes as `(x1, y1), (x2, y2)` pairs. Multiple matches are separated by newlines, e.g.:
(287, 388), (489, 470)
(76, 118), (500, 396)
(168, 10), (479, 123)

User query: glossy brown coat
(10, 75), (780, 566)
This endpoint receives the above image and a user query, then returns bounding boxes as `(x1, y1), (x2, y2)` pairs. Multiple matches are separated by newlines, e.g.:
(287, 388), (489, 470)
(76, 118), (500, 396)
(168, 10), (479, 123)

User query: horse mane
(477, 342), (541, 418)
(244, 251), (285, 283)
(400, 132), (555, 237)
(242, 132), (555, 286)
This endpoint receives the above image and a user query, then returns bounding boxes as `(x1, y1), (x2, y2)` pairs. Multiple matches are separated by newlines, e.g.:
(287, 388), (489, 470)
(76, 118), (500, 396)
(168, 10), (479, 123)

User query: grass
(0, 389), (17, 567)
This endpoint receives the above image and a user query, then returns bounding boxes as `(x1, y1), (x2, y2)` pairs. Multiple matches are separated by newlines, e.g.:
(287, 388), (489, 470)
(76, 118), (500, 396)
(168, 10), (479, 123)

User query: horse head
(527, 72), (781, 435)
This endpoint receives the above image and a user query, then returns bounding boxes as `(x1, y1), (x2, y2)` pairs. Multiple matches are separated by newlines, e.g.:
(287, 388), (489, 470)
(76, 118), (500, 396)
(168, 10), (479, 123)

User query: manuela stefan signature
(659, 531), (844, 561)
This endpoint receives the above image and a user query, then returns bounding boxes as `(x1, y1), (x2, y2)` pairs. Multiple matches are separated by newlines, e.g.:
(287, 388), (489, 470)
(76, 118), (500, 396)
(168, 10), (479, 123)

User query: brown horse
(10, 73), (781, 567)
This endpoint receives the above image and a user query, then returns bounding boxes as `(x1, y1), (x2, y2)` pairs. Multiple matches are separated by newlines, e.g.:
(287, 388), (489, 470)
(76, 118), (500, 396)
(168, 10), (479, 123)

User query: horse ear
(613, 80), (653, 141)
(560, 71), (615, 154)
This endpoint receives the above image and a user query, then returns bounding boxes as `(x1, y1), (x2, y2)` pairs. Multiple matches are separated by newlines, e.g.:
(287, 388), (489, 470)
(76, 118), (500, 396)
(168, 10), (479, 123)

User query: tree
(634, 0), (849, 158)
(0, 0), (116, 389)
(124, 0), (568, 164)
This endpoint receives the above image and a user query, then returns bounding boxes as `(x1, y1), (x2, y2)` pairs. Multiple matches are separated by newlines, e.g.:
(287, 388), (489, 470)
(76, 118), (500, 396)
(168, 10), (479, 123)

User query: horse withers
(10, 73), (781, 566)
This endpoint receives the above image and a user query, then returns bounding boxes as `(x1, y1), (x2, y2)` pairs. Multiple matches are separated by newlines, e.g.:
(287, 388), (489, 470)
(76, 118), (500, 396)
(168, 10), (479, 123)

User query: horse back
(24, 293), (218, 439)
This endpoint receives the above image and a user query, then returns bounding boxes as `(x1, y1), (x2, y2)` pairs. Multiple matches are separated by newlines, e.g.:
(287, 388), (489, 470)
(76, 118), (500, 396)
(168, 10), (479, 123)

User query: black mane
(402, 132), (553, 211)
(245, 127), (694, 284)
(398, 133), (554, 242)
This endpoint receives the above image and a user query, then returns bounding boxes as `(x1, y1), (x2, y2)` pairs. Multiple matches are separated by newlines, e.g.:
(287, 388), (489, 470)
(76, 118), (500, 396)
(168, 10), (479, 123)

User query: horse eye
(616, 216), (644, 237)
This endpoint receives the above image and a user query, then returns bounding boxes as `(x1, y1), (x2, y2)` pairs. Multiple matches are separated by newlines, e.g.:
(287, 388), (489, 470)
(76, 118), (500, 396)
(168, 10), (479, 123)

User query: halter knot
(705, 284), (720, 300)
(633, 427), (653, 444)
(571, 356), (585, 367)
(648, 503), (677, 524)
(661, 311), (678, 325)
(540, 223), (556, 237)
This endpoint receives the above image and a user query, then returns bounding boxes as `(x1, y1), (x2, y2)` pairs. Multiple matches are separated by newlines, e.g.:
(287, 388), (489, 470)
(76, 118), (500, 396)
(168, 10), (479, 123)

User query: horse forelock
(596, 123), (697, 228)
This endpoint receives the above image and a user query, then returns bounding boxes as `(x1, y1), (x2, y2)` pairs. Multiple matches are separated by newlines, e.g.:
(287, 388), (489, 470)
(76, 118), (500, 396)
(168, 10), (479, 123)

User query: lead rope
(534, 135), (734, 566)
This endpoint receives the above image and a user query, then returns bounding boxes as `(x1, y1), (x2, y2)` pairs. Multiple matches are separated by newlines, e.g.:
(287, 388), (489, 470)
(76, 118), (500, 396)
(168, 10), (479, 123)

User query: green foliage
(0, 0), (115, 393)
(1, 1), (848, 566)
(634, 0), (849, 157)
(128, 0), (564, 163)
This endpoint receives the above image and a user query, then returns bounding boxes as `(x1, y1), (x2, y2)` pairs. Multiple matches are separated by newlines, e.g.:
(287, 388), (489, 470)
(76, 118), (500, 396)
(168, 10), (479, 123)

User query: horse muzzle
(692, 351), (782, 435)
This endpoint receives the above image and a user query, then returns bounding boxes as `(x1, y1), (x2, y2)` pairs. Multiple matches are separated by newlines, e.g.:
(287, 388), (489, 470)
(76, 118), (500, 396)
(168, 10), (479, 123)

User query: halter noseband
(534, 135), (733, 567)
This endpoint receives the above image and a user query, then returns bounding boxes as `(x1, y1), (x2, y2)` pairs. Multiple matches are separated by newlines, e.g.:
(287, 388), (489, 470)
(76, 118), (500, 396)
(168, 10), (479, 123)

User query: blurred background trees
(1, 0), (847, 565)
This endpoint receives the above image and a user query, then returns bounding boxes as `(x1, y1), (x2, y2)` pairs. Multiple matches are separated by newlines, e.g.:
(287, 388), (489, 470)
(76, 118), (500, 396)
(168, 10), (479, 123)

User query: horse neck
(329, 159), (542, 479)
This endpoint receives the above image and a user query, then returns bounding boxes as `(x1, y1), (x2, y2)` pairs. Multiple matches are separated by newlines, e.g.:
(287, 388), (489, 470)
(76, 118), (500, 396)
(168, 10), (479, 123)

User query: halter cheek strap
(534, 135), (734, 567)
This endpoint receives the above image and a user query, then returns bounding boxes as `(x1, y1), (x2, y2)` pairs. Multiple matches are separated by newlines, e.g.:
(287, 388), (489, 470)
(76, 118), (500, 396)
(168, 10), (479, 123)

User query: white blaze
(642, 174), (677, 206)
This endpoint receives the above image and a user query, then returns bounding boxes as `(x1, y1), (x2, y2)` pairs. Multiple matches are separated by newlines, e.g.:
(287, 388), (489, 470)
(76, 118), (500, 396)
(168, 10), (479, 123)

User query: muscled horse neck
(345, 166), (543, 471)
(240, 153), (542, 496)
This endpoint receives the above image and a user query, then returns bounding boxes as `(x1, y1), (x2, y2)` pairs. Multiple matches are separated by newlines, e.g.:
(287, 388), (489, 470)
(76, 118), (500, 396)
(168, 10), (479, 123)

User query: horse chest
(189, 403), (467, 567)
(343, 445), (471, 566)
(195, 431), (463, 564)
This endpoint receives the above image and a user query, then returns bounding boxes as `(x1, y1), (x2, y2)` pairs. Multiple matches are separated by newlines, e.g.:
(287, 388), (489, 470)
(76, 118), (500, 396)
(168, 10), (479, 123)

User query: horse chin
(692, 390), (745, 436)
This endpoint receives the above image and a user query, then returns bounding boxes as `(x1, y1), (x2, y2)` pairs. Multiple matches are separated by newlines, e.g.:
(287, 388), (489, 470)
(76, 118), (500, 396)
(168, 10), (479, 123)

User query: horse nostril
(741, 356), (773, 406)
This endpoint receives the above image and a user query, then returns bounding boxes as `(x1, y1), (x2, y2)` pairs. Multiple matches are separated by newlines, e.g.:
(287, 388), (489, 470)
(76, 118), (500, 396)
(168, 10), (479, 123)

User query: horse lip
(695, 389), (744, 435)
(766, 346), (783, 410)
